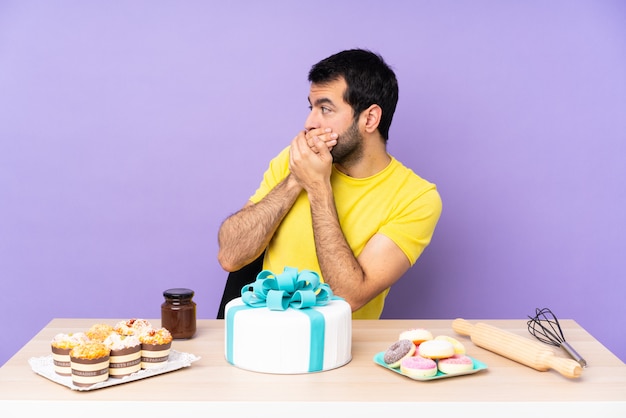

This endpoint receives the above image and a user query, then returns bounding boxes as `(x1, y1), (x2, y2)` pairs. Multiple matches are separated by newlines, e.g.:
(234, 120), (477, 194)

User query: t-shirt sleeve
(379, 187), (442, 266)
(249, 146), (291, 204)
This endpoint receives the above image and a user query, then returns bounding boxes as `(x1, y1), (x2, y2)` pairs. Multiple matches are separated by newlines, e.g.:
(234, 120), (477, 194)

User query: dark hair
(308, 49), (398, 141)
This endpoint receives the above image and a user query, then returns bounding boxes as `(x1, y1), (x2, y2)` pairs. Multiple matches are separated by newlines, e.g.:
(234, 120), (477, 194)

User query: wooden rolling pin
(452, 318), (582, 378)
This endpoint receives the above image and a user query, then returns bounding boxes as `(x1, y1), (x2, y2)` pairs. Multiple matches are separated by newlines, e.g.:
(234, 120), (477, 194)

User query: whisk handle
(561, 341), (587, 368)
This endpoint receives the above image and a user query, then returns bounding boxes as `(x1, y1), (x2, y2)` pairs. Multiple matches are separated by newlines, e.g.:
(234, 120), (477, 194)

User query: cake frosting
(114, 318), (153, 336)
(224, 267), (352, 374)
(86, 323), (114, 342)
(51, 332), (89, 350)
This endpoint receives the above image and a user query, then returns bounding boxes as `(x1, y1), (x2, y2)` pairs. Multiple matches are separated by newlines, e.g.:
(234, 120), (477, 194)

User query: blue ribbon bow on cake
(240, 266), (334, 310)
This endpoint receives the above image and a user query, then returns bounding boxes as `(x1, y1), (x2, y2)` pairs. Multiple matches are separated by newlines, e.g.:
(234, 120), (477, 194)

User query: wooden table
(1, 319), (625, 416)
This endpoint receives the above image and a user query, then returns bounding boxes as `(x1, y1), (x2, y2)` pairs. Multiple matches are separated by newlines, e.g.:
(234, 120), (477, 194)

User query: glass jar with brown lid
(161, 288), (196, 339)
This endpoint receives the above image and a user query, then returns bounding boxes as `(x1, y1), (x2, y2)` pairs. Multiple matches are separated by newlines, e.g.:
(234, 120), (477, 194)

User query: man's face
(306, 78), (363, 165)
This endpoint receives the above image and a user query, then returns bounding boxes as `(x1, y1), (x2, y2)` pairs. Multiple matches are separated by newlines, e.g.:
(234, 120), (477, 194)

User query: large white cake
(224, 296), (352, 374)
(224, 298), (352, 374)
(224, 267), (353, 374)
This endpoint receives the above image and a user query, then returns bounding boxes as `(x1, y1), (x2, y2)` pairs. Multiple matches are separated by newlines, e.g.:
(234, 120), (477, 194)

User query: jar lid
(163, 288), (194, 299)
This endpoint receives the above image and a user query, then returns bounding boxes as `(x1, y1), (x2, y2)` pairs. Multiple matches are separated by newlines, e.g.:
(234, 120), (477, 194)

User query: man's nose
(304, 110), (320, 131)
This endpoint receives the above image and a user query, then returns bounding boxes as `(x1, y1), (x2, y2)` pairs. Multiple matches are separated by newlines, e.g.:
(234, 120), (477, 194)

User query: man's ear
(362, 104), (382, 133)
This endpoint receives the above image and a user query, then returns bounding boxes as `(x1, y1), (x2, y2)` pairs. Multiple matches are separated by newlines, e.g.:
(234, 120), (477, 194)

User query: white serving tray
(29, 349), (200, 391)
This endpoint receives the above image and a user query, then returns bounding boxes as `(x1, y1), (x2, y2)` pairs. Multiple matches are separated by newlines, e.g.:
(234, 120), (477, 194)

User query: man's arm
(290, 134), (411, 312)
(217, 174), (301, 272)
(307, 172), (411, 312)
(217, 128), (337, 272)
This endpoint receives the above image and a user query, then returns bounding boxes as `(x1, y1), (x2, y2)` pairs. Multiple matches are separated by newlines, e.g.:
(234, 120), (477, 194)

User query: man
(217, 49), (442, 319)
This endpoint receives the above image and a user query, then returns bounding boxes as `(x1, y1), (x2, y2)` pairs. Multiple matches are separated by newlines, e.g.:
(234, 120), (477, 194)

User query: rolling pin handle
(545, 354), (583, 379)
(452, 318), (474, 336)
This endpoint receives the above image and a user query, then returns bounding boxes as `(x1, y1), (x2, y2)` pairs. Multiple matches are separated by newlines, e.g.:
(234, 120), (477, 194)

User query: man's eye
(321, 107), (331, 114)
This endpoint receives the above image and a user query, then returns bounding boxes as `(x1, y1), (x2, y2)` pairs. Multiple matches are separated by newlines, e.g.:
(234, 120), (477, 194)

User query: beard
(330, 119), (363, 166)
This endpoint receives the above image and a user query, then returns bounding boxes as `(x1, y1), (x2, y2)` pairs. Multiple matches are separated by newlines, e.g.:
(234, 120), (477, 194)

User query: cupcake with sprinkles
(139, 327), (173, 369)
(69, 341), (110, 387)
(50, 332), (89, 376)
(104, 333), (142, 378)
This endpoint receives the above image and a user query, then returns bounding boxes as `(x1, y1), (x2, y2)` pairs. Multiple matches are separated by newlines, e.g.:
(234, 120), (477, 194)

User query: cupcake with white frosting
(50, 332), (89, 376)
(69, 341), (110, 387)
(104, 333), (142, 378)
(139, 327), (172, 369)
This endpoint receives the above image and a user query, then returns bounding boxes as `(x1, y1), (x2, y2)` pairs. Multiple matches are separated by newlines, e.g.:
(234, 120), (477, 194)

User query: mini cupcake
(104, 333), (142, 378)
(139, 327), (172, 369)
(114, 318), (153, 337)
(85, 323), (115, 342)
(50, 332), (89, 376)
(69, 342), (110, 387)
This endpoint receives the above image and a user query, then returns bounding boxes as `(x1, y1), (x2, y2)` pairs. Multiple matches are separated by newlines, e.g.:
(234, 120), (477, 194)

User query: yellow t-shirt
(250, 146), (442, 319)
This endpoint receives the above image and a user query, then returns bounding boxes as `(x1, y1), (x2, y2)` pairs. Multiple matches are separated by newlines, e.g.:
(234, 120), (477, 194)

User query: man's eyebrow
(308, 97), (335, 107)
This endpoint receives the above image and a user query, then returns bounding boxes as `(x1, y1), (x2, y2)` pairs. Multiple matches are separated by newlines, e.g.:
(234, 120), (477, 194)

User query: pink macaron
(400, 355), (438, 378)
(437, 354), (474, 374)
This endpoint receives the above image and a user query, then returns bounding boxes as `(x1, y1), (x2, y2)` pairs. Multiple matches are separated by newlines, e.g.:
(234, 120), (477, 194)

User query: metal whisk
(527, 307), (587, 368)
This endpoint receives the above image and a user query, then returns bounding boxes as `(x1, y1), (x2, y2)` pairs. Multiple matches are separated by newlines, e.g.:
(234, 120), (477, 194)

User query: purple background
(1, 1), (625, 366)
